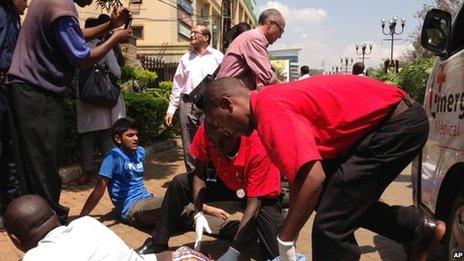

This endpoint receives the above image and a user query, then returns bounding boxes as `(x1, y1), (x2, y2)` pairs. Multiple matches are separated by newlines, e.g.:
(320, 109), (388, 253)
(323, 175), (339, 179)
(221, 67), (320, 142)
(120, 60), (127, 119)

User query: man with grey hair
(216, 8), (285, 90)
(164, 25), (223, 174)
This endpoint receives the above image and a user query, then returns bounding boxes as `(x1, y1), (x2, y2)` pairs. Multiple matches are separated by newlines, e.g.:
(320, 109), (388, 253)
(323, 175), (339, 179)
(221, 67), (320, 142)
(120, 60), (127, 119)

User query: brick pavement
(0, 142), (445, 260)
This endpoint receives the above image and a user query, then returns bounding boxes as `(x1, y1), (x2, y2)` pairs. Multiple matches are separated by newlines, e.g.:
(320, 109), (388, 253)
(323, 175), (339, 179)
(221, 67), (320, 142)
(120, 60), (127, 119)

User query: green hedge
(60, 88), (179, 165)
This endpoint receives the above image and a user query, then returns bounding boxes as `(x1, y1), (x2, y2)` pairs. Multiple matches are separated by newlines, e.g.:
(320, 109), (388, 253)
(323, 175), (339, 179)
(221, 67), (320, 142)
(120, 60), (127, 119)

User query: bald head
(4, 195), (60, 251)
(352, 62), (365, 75)
(258, 8), (284, 26)
(202, 77), (254, 136)
(202, 77), (249, 111)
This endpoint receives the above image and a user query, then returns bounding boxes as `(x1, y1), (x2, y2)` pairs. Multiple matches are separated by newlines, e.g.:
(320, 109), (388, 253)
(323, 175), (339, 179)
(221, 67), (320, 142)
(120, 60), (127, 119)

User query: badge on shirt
(236, 189), (245, 199)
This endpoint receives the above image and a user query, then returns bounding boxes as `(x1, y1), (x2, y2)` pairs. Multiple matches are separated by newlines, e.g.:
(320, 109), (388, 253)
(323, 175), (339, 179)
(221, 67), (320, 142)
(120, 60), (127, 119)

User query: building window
(178, 22), (191, 39)
(178, 0), (193, 15)
(132, 26), (144, 40)
(131, 0), (142, 3)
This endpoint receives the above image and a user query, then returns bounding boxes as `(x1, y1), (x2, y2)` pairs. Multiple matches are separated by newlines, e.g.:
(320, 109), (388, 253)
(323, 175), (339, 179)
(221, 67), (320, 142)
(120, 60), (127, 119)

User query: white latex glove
(277, 237), (297, 261)
(194, 211), (212, 251)
(217, 247), (240, 261)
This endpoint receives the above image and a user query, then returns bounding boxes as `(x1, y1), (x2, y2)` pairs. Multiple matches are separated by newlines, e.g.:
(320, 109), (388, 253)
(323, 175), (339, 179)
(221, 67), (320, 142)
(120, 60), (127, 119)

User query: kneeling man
(137, 122), (284, 260)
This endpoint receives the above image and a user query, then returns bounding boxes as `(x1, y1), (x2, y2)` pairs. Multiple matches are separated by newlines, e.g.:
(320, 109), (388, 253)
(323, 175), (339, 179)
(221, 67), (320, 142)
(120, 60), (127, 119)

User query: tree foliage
(308, 69), (324, 76)
(370, 57), (434, 104)
(95, 0), (123, 11)
(373, 0), (462, 105)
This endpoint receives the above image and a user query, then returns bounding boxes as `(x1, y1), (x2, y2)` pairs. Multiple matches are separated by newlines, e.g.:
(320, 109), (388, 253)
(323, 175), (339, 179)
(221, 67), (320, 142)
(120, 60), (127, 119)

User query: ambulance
(412, 4), (464, 259)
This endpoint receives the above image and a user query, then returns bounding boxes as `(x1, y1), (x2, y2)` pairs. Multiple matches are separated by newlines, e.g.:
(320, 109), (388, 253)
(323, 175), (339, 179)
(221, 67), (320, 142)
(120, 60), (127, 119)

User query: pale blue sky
(255, 0), (435, 71)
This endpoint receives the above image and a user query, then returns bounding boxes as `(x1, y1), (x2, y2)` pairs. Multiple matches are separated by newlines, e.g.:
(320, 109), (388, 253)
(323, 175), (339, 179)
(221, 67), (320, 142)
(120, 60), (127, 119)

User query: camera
(124, 18), (132, 29)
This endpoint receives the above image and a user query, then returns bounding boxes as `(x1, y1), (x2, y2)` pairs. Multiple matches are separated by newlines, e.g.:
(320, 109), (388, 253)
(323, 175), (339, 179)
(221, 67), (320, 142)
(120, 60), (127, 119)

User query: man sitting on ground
(4, 194), (171, 261)
(81, 117), (166, 228)
(137, 122), (284, 261)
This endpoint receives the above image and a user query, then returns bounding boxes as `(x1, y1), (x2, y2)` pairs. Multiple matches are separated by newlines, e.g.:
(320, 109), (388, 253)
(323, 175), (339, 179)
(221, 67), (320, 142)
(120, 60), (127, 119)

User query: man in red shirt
(137, 122), (284, 260)
(202, 75), (446, 260)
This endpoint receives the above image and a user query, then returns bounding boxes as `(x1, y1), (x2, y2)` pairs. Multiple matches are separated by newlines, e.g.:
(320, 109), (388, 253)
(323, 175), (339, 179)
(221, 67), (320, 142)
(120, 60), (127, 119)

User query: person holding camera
(74, 15), (127, 185)
(5, 0), (133, 225)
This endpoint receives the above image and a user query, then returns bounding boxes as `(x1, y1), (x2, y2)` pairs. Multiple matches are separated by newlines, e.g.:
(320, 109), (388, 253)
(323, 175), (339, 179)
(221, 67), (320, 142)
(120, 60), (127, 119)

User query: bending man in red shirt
(137, 122), (284, 260)
(202, 75), (446, 261)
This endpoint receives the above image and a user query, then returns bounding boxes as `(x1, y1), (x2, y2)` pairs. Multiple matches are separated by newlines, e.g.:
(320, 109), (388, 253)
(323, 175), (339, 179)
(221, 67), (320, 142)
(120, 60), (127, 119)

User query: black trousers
(151, 172), (283, 259)
(6, 82), (69, 223)
(312, 102), (429, 261)
(0, 83), (24, 213)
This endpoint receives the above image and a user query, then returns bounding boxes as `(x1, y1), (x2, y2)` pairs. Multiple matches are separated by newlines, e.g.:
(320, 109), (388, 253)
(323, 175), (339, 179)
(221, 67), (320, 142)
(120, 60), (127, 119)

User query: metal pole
(390, 33), (394, 68)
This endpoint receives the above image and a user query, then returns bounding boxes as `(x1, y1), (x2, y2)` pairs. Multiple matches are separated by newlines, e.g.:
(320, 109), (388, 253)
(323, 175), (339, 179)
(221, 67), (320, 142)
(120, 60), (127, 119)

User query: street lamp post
(331, 65), (340, 74)
(381, 17), (405, 72)
(355, 43), (373, 64)
(340, 57), (354, 74)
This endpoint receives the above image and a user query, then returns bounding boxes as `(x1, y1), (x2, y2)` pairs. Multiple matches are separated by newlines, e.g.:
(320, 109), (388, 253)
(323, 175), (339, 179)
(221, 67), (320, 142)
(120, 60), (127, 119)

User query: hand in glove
(277, 237), (297, 261)
(217, 247), (240, 261)
(194, 211), (212, 251)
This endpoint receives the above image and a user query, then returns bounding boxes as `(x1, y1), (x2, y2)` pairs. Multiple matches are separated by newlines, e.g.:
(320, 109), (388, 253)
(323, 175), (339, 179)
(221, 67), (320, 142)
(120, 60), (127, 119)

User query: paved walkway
(0, 142), (445, 260)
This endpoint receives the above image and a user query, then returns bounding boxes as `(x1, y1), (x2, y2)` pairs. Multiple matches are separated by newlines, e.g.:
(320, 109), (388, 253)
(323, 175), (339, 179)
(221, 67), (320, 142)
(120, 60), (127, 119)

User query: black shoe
(136, 238), (168, 255)
(405, 216), (446, 260)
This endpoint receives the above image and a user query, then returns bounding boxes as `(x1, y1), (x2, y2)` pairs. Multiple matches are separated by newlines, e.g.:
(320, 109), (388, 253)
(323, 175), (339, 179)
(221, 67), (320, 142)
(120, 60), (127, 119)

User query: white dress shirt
(167, 46), (223, 114)
(298, 74), (310, 80)
(23, 216), (156, 261)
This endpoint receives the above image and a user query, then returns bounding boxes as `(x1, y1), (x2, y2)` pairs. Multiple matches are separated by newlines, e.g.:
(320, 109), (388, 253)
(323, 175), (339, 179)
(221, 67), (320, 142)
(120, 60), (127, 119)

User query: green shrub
(123, 91), (177, 142)
(121, 65), (158, 91)
(134, 68), (158, 90)
(121, 65), (136, 82)
(151, 81), (173, 100)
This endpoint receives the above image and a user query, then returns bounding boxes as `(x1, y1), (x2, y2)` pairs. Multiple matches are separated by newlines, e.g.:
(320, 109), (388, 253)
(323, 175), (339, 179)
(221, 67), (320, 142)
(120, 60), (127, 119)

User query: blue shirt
(54, 16), (91, 66)
(0, 3), (20, 70)
(99, 146), (152, 220)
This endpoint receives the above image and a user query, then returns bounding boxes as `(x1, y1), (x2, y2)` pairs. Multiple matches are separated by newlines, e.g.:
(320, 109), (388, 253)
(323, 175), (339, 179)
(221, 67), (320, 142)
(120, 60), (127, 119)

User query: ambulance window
(449, 6), (464, 54)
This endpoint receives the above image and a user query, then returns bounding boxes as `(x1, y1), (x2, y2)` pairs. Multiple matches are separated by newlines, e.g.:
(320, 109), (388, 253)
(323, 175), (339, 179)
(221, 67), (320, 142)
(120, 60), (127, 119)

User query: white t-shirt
(23, 216), (156, 261)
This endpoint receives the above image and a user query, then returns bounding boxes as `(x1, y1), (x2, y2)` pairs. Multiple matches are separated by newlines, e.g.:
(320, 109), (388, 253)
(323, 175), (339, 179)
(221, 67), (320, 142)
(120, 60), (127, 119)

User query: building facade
(269, 48), (302, 81)
(77, 0), (257, 62)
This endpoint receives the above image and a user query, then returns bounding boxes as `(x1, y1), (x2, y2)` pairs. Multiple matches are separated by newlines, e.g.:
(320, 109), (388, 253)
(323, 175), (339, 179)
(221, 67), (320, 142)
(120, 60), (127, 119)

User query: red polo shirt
(190, 124), (281, 198)
(250, 75), (407, 183)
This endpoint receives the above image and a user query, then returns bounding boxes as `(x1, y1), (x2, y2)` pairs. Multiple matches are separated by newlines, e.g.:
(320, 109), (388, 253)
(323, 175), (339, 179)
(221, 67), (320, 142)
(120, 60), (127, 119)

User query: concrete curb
(59, 138), (181, 184)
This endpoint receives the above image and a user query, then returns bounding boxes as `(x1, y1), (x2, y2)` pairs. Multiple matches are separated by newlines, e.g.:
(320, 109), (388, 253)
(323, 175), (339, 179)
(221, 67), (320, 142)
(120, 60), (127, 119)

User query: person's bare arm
(80, 177), (110, 216)
(278, 161), (325, 242)
(78, 29), (132, 69)
(193, 160), (208, 214)
(81, 8), (130, 41)
(231, 197), (261, 250)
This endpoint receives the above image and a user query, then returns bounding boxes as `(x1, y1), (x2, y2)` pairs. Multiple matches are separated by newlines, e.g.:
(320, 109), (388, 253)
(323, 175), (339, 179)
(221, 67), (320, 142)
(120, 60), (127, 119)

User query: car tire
(445, 184), (464, 260)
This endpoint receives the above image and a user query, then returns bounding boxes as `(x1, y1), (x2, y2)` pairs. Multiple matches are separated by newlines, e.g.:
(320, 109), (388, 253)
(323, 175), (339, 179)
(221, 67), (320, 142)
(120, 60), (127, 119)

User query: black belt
(390, 96), (415, 119)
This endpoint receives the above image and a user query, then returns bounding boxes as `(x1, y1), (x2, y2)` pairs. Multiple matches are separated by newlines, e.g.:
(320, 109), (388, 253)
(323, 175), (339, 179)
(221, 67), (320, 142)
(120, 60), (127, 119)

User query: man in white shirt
(165, 25), (223, 173)
(3, 195), (171, 261)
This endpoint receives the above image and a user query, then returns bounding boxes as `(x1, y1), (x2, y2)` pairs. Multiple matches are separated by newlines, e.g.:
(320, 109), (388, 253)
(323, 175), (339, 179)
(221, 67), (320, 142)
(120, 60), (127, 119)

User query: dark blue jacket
(0, 3), (20, 71)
